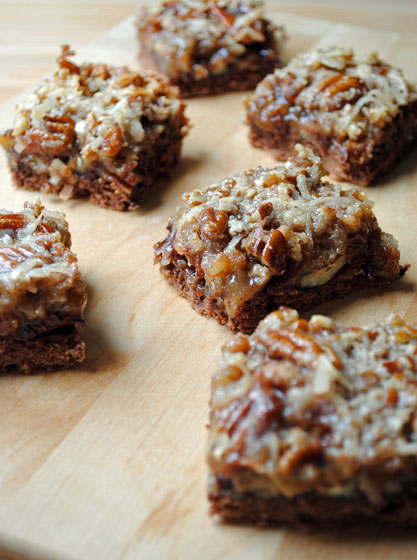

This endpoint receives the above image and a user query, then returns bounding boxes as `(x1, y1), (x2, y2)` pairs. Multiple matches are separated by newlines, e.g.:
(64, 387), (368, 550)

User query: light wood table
(0, 2), (417, 559)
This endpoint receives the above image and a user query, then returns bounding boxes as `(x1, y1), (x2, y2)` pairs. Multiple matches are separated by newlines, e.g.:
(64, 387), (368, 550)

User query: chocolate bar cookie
(208, 307), (417, 528)
(246, 47), (417, 185)
(155, 145), (406, 333)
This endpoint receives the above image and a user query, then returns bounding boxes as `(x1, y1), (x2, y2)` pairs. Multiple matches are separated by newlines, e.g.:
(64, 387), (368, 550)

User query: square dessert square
(137, 0), (284, 97)
(245, 47), (417, 185)
(208, 307), (417, 528)
(154, 145), (406, 334)
(0, 200), (86, 373)
(0, 46), (189, 211)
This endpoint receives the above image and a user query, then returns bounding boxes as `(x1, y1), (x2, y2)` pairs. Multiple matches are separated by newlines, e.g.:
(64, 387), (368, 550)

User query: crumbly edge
(209, 476), (417, 529)
(0, 321), (85, 374)
(4, 132), (184, 211)
(247, 98), (417, 186)
(155, 236), (407, 333)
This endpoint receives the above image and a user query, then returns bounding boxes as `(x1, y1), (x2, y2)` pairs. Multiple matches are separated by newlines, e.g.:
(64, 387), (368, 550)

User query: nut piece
(23, 115), (75, 156)
(198, 208), (229, 244)
(102, 124), (123, 157)
(244, 226), (288, 274)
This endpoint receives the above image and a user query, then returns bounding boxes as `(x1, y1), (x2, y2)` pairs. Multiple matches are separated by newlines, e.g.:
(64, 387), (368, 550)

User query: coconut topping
(155, 145), (398, 318)
(208, 308), (417, 501)
(0, 199), (86, 337)
(247, 47), (417, 141)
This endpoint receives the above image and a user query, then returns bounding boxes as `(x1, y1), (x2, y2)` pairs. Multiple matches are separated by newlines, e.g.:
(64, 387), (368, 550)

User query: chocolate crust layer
(0, 322), (85, 374)
(209, 480), (417, 529)
(6, 132), (183, 211)
(141, 45), (277, 98)
(157, 250), (407, 333)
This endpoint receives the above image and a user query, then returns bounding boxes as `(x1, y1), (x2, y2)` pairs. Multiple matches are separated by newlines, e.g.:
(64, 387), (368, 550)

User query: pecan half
(23, 115), (75, 155)
(260, 328), (324, 366)
(198, 208), (229, 244)
(315, 74), (363, 111)
(0, 214), (27, 231)
(244, 226), (288, 274)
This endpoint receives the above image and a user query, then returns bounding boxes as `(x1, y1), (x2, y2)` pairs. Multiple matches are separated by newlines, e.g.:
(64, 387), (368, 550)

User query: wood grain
(0, 5), (416, 560)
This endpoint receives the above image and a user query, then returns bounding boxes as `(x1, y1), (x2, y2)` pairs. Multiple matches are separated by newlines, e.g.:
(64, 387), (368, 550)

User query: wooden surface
(0, 3), (417, 560)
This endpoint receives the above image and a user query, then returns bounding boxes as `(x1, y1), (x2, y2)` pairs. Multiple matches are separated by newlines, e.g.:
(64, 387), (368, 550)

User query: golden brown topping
(0, 199), (86, 337)
(2, 47), (188, 178)
(208, 308), (417, 500)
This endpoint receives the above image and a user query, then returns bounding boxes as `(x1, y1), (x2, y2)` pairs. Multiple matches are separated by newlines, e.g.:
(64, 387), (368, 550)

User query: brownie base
(209, 480), (417, 529)
(173, 64), (278, 98)
(5, 132), (184, 211)
(247, 100), (417, 186)
(0, 322), (85, 374)
(139, 44), (280, 98)
(156, 250), (407, 333)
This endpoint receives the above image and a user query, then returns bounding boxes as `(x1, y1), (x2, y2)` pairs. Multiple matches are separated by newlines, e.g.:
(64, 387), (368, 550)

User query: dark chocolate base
(174, 63), (279, 98)
(139, 44), (280, 98)
(209, 479), (417, 529)
(0, 322), (85, 374)
(155, 247), (407, 334)
(5, 132), (184, 211)
(247, 100), (417, 186)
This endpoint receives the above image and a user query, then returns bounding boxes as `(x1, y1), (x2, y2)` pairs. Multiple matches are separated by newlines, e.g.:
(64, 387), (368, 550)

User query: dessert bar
(155, 145), (406, 333)
(246, 47), (417, 185)
(0, 200), (86, 373)
(208, 307), (417, 528)
(0, 46), (189, 211)
(138, 0), (284, 97)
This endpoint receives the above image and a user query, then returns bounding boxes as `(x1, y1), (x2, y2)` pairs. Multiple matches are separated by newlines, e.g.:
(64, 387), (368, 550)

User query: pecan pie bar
(208, 307), (417, 528)
(137, 0), (284, 98)
(245, 47), (417, 185)
(154, 145), (406, 333)
(0, 46), (189, 211)
(0, 200), (86, 373)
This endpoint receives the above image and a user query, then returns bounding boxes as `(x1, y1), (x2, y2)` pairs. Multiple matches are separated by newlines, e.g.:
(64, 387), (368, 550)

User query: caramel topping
(247, 47), (417, 141)
(0, 199), (86, 337)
